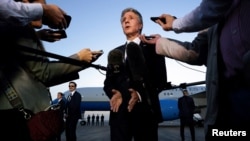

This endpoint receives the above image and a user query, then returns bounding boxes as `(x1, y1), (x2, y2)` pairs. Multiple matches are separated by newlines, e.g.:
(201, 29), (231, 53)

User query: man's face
(69, 83), (76, 92)
(57, 93), (62, 99)
(121, 11), (142, 38)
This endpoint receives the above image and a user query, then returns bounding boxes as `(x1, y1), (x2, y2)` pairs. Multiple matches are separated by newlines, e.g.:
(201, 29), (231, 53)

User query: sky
(43, 0), (206, 100)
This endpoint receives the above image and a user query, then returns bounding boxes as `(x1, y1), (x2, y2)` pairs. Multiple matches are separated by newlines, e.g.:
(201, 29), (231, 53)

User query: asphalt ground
(60, 120), (205, 141)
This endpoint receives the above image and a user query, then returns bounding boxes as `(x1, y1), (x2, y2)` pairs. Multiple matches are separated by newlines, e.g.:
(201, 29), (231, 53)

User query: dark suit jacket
(58, 98), (66, 117)
(66, 91), (82, 119)
(178, 95), (195, 123)
(104, 42), (167, 125)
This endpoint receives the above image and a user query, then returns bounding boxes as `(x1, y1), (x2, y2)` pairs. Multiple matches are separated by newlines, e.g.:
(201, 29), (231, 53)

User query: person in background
(87, 114), (91, 126)
(65, 81), (82, 141)
(92, 114), (95, 126)
(55, 92), (66, 141)
(96, 114), (100, 126)
(101, 114), (105, 126)
(178, 89), (195, 141)
(103, 7), (167, 141)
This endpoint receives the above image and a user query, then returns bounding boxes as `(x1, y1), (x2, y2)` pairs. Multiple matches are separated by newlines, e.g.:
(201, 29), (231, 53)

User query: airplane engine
(160, 99), (179, 121)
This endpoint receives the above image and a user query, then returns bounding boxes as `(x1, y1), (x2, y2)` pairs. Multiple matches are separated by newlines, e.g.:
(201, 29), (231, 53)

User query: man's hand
(42, 4), (67, 29)
(127, 88), (139, 112)
(156, 14), (176, 31)
(77, 48), (93, 63)
(110, 89), (122, 112)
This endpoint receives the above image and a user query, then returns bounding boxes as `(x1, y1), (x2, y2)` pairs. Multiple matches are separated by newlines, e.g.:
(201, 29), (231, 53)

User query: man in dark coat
(65, 81), (82, 141)
(178, 89), (195, 141)
(103, 7), (167, 141)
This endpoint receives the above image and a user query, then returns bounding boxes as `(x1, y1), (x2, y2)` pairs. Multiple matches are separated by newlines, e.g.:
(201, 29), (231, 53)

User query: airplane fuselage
(53, 86), (206, 122)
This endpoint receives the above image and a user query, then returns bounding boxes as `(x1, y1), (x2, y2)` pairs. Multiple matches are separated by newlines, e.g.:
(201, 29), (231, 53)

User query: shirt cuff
(136, 91), (142, 102)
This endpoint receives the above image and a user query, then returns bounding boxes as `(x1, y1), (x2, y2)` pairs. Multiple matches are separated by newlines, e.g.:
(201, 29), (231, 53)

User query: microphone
(126, 42), (154, 113)
(107, 49), (124, 74)
(126, 42), (147, 81)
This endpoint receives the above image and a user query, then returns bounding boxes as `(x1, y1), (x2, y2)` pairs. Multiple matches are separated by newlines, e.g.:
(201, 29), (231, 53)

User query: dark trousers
(110, 124), (132, 141)
(130, 103), (159, 141)
(65, 116), (79, 141)
(109, 103), (159, 141)
(180, 119), (195, 141)
(0, 109), (31, 141)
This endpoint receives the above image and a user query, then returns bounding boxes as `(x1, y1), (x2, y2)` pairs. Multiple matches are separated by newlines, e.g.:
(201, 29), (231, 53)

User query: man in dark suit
(65, 81), (82, 141)
(178, 89), (195, 141)
(103, 7), (167, 141)
(55, 92), (66, 141)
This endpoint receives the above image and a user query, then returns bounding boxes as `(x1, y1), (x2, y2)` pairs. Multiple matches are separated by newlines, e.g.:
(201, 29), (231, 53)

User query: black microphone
(126, 42), (154, 113)
(107, 49), (124, 74)
(126, 42), (147, 81)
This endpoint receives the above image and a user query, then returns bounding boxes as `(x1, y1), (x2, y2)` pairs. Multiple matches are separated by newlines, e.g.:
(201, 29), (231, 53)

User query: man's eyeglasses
(69, 85), (75, 87)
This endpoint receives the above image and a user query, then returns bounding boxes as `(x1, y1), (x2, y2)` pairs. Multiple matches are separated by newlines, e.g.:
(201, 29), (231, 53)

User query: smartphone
(64, 15), (72, 28)
(145, 36), (155, 40)
(49, 30), (67, 38)
(96, 50), (104, 57)
(150, 17), (166, 24)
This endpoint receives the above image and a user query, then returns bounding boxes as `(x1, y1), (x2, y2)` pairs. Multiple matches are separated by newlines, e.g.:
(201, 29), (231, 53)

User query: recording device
(150, 17), (166, 24)
(42, 14), (72, 29)
(91, 50), (104, 62)
(64, 15), (72, 28)
(145, 36), (155, 40)
(49, 30), (67, 38)
(96, 50), (104, 58)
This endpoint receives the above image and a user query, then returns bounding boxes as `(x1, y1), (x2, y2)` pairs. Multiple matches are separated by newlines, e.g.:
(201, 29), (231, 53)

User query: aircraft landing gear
(80, 120), (86, 126)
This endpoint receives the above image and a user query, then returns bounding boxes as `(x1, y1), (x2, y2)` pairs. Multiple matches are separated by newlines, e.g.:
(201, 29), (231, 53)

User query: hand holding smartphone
(150, 17), (166, 24)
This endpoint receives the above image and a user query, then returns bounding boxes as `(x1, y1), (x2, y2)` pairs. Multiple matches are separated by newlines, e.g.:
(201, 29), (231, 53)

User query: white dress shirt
(0, 0), (42, 28)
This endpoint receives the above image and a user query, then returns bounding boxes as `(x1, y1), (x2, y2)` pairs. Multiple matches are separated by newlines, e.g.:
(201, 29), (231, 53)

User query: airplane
(52, 81), (206, 126)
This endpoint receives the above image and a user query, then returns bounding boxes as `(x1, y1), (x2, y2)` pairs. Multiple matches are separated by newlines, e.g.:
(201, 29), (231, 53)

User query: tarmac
(60, 120), (206, 141)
